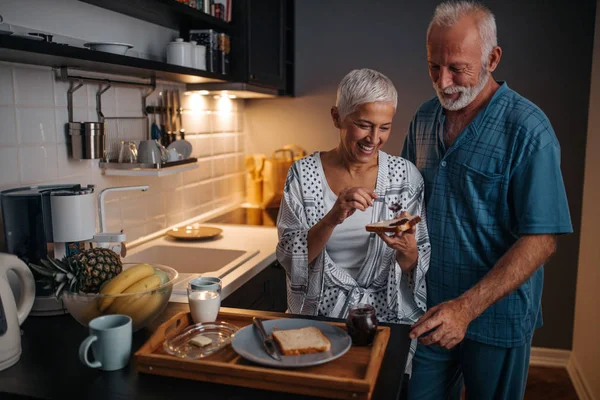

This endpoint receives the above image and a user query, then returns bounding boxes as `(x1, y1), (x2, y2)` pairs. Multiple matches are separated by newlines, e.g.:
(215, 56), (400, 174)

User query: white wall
(0, 61), (245, 244)
(0, 0), (247, 246)
(571, 2), (600, 398)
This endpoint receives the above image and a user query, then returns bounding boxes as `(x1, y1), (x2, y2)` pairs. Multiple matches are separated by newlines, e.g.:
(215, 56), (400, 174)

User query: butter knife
(252, 317), (281, 361)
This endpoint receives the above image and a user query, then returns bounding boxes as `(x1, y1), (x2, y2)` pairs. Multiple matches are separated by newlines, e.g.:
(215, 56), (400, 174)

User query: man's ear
(487, 46), (502, 72)
(331, 106), (342, 128)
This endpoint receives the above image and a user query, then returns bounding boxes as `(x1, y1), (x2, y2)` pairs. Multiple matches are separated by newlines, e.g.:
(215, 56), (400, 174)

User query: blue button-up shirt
(401, 82), (573, 347)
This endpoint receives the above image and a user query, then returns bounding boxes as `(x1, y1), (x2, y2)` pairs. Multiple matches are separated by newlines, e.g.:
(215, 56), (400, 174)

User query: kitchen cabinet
(221, 260), (288, 312)
(230, 0), (294, 95)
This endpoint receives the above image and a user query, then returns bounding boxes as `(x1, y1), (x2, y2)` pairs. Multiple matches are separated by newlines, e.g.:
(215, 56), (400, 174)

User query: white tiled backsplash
(0, 61), (246, 244)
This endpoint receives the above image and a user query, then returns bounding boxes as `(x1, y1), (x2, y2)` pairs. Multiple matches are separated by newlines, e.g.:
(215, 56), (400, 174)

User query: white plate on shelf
(84, 42), (134, 55)
(167, 139), (193, 159)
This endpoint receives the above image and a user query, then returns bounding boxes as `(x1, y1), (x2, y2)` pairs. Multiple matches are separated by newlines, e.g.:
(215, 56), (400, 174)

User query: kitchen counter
(0, 304), (411, 400)
(124, 222), (280, 303)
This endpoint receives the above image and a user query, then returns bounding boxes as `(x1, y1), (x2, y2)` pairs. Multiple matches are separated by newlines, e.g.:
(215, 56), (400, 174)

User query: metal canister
(68, 122), (105, 160)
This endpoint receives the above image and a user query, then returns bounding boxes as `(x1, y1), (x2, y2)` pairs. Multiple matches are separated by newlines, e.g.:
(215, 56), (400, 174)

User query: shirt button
(441, 161), (447, 167)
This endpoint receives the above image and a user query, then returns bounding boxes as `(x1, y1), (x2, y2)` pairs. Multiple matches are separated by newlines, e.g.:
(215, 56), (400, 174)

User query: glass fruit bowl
(62, 263), (179, 332)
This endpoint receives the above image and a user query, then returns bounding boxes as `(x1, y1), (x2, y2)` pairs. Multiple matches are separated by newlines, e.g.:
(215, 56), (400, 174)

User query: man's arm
(410, 234), (557, 349)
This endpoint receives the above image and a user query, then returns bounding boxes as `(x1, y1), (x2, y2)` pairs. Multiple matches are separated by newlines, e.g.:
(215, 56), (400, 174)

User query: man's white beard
(434, 69), (490, 111)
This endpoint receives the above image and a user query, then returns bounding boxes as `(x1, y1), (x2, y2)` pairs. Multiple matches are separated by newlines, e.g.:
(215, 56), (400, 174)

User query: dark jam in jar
(346, 304), (378, 346)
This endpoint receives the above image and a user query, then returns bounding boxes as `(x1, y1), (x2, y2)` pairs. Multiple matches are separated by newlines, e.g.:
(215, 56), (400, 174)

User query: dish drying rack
(59, 67), (197, 176)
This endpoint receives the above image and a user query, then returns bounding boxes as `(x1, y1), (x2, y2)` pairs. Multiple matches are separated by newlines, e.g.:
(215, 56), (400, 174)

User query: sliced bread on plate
(272, 326), (332, 356)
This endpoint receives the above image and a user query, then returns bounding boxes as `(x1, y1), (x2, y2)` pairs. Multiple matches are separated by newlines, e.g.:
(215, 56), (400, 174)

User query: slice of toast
(271, 326), (332, 356)
(366, 214), (422, 234)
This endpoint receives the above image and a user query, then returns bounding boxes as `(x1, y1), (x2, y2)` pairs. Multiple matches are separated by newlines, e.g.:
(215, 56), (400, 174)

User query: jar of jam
(345, 304), (378, 346)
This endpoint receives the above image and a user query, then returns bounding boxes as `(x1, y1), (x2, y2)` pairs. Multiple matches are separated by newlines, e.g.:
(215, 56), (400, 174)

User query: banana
(98, 263), (155, 311)
(129, 292), (165, 325)
(106, 274), (162, 314)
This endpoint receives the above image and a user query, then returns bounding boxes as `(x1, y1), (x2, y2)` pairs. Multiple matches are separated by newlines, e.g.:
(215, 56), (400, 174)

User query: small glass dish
(162, 321), (238, 359)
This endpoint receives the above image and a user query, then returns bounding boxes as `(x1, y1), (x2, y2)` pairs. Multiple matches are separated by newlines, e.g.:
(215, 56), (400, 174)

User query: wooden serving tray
(134, 309), (391, 399)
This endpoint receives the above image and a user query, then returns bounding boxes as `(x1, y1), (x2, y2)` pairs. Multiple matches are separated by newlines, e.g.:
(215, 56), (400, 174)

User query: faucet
(91, 186), (149, 253)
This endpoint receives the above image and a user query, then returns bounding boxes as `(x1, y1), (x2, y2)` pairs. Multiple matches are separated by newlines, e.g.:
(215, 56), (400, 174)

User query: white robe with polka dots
(276, 151), (431, 373)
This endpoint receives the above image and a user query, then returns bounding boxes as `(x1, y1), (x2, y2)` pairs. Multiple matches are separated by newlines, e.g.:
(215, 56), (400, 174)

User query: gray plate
(231, 318), (352, 368)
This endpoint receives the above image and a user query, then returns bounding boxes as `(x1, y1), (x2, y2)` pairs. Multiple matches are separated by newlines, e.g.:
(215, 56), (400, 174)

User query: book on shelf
(177, 0), (231, 22)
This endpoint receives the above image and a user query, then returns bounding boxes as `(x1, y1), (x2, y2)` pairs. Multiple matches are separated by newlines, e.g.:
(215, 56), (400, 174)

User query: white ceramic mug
(79, 314), (132, 371)
(168, 148), (182, 162)
(137, 140), (162, 164)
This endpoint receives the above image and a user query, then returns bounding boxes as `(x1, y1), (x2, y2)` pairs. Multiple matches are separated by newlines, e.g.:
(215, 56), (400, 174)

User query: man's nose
(438, 67), (453, 90)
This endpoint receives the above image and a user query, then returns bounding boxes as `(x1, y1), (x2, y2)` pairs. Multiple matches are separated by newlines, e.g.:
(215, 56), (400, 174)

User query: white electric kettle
(0, 252), (35, 371)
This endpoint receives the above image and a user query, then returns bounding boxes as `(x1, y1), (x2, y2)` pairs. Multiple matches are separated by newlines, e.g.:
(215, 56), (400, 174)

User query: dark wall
(245, 0), (596, 350)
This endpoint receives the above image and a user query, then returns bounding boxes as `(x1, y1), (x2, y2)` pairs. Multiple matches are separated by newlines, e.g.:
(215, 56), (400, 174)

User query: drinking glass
(187, 277), (222, 324)
(118, 141), (138, 163)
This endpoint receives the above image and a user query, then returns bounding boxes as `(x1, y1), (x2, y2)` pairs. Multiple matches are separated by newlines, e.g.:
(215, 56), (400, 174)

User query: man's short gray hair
(336, 68), (397, 121)
(427, 1), (497, 67)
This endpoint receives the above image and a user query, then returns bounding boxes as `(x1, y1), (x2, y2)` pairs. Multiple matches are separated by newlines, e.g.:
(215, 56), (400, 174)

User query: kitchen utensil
(62, 263), (178, 332)
(118, 141), (138, 163)
(166, 38), (193, 67)
(244, 155), (256, 178)
(84, 42), (134, 55)
(175, 89), (184, 138)
(252, 317), (281, 361)
(254, 154), (266, 179)
(262, 149), (295, 209)
(169, 90), (178, 144)
(164, 90), (172, 146)
(150, 105), (161, 141)
(156, 140), (169, 163)
(167, 147), (182, 161)
(166, 226), (222, 240)
(167, 140), (192, 159)
(79, 314), (132, 371)
(159, 94), (168, 147)
(0, 253), (35, 371)
(137, 140), (162, 164)
(69, 122), (105, 160)
(162, 321), (238, 359)
(195, 43), (207, 70)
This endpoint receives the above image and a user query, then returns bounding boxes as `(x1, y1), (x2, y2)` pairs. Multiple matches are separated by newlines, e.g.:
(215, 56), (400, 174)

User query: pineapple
(29, 247), (123, 298)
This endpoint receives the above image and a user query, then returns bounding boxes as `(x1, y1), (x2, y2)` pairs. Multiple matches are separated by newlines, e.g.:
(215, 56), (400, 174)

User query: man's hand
(409, 298), (474, 349)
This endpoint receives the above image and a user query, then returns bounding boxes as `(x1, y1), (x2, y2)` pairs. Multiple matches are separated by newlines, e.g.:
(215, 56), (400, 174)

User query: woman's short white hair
(427, 1), (497, 67)
(335, 68), (397, 121)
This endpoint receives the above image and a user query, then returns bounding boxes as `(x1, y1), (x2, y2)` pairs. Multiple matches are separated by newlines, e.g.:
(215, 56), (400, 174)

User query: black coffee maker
(0, 184), (96, 316)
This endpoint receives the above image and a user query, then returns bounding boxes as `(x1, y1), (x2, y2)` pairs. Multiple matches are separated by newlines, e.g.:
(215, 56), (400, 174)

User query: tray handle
(147, 312), (190, 351)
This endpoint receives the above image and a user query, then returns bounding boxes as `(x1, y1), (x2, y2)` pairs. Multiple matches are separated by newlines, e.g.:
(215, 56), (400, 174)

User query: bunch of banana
(96, 263), (169, 324)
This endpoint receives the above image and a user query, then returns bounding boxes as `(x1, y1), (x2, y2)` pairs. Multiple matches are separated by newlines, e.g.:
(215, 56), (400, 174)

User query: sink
(125, 245), (247, 273)
(123, 245), (259, 295)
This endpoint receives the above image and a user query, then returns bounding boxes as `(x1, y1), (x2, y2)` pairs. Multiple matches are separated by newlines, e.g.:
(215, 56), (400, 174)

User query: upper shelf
(79, 0), (232, 33)
(0, 35), (229, 84)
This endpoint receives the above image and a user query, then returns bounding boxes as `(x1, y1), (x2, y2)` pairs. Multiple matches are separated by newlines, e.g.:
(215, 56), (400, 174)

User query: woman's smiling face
(335, 101), (395, 164)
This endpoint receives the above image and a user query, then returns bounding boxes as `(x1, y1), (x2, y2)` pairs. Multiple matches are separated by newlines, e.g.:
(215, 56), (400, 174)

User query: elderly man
(401, 1), (573, 399)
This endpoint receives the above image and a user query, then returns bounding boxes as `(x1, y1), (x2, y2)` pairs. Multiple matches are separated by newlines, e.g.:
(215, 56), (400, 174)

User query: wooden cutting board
(134, 309), (390, 399)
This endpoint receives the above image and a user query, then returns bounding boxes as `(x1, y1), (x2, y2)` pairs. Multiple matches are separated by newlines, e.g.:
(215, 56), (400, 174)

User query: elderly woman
(276, 68), (431, 371)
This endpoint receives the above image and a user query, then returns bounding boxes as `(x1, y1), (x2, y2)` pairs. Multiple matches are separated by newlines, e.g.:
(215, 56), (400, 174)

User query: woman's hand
(324, 187), (378, 226)
(376, 211), (418, 272)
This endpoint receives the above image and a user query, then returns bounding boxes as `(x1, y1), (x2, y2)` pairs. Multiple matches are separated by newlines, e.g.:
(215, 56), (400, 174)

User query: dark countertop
(0, 304), (410, 400)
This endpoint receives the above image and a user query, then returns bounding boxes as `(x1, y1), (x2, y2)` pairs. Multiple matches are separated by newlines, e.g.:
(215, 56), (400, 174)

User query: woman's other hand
(325, 187), (378, 226)
(376, 211), (418, 272)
